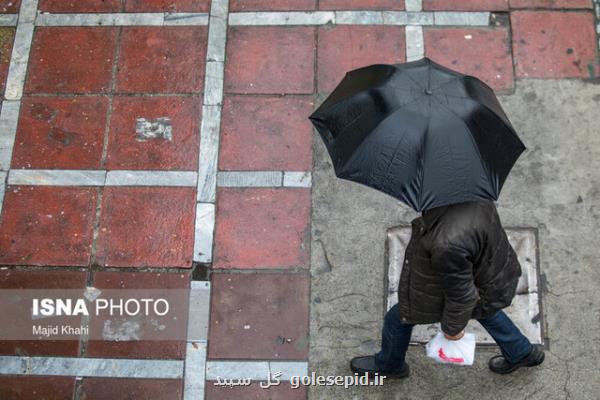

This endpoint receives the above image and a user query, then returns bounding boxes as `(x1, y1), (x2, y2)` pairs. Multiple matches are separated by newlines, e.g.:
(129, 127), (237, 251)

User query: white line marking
(193, 203), (215, 263)
(105, 170), (198, 187)
(0, 170), (6, 215)
(8, 169), (106, 186)
(217, 171), (282, 187)
(4, 0), (37, 100)
(197, 105), (222, 202)
(206, 361), (270, 380)
(283, 172), (312, 188)
(0, 356), (184, 378)
(433, 11), (490, 26)
(205, 361), (309, 381)
(36, 12), (209, 26)
(0, 14), (18, 26)
(184, 342), (207, 400)
(229, 11), (334, 26)
(405, 25), (424, 61)
(405, 0), (423, 12)
(0, 101), (21, 170)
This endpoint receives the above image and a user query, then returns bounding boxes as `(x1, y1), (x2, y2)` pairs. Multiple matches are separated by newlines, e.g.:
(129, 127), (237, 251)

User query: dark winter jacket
(396, 199), (521, 336)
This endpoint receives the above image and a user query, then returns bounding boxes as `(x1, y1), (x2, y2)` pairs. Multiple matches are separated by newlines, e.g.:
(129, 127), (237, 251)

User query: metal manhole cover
(386, 226), (543, 345)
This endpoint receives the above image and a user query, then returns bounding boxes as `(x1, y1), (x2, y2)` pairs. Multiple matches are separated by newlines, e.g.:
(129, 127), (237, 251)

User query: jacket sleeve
(430, 243), (480, 336)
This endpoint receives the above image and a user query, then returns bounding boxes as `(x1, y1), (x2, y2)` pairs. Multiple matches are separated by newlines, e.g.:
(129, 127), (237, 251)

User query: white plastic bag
(425, 331), (476, 366)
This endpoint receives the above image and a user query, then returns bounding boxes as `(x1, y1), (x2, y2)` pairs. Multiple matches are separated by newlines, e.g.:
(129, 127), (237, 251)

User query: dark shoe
(350, 355), (409, 379)
(489, 345), (545, 374)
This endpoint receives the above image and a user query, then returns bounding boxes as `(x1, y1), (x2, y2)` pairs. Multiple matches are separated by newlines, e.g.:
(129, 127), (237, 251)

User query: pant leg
(477, 309), (533, 363)
(374, 303), (414, 371)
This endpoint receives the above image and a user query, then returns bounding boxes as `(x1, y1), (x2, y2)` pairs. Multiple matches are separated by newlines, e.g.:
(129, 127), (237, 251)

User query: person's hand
(443, 330), (465, 341)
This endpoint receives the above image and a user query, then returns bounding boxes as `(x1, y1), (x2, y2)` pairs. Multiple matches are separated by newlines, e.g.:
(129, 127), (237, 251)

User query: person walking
(350, 199), (545, 378)
(308, 58), (543, 378)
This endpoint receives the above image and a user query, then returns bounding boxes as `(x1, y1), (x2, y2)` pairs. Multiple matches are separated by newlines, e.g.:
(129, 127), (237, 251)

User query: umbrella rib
(430, 95), (495, 196)
(417, 92), (432, 210)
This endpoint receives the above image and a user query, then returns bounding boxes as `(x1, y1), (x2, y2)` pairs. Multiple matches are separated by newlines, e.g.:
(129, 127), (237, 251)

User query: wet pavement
(0, 0), (598, 399)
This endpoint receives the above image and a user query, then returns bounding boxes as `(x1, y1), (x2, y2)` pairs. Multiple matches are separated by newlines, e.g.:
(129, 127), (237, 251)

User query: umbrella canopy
(308, 57), (526, 212)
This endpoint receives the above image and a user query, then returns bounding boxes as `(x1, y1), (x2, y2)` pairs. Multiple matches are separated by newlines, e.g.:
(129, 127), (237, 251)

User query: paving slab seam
(184, 281), (211, 400)
(0, 356), (184, 378)
(0, 14), (18, 26)
(35, 12), (209, 27)
(187, 0), (230, 398)
(6, 169), (200, 187)
(216, 171), (312, 188)
(0, 0), (37, 217)
(228, 11), (490, 26)
(205, 360), (309, 381)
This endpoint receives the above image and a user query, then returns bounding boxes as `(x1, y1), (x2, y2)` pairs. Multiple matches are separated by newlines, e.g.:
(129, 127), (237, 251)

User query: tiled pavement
(0, 0), (598, 399)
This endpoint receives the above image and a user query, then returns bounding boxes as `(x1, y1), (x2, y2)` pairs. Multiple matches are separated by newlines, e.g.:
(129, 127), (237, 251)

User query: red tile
(424, 27), (514, 91)
(230, 0), (316, 11)
(423, 0), (508, 10)
(317, 25), (405, 93)
(225, 27), (315, 94)
(206, 382), (307, 399)
(0, 269), (86, 356)
(0, 28), (15, 98)
(0, 0), (20, 13)
(319, 0), (404, 10)
(25, 28), (117, 94)
(81, 378), (183, 400)
(208, 273), (309, 359)
(116, 27), (207, 94)
(511, 11), (598, 78)
(125, 0), (210, 12)
(0, 376), (75, 400)
(219, 95), (313, 171)
(106, 96), (200, 170)
(214, 188), (310, 269)
(96, 187), (195, 268)
(39, 0), (121, 12)
(0, 186), (97, 266)
(509, 0), (591, 8)
(85, 271), (189, 359)
(11, 97), (107, 169)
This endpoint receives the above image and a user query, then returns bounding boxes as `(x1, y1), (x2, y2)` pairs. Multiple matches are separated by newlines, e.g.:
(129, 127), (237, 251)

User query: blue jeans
(374, 303), (534, 371)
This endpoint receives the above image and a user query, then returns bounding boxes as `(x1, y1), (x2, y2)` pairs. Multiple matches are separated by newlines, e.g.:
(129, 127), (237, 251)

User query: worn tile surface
(423, 0), (508, 10)
(205, 382), (308, 399)
(213, 188), (311, 269)
(11, 96), (108, 169)
(0, 0), (20, 13)
(106, 96), (200, 170)
(0, 28), (15, 99)
(319, 0), (405, 10)
(96, 187), (196, 268)
(219, 95), (313, 171)
(80, 378), (183, 400)
(25, 28), (117, 94)
(0, 376), (75, 400)
(509, 0), (592, 8)
(511, 11), (598, 78)
(0, 186), (97, 266)
(208, 273), (310, 359)
(124, 0), (211, 12)
(0, 269), (86, 356)
(225, 26), (315, 94)
(85, 271), (190, 359)
(424, 27), (514, 91)
(230, 0), (316, 11)
(38, 0), (121, 12)
(116, 27), (207, 94)
(317, 25), (406, 93)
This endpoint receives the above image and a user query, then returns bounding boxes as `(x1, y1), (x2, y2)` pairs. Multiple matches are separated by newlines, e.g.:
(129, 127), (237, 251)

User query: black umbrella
(308, 57), (525, 212)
